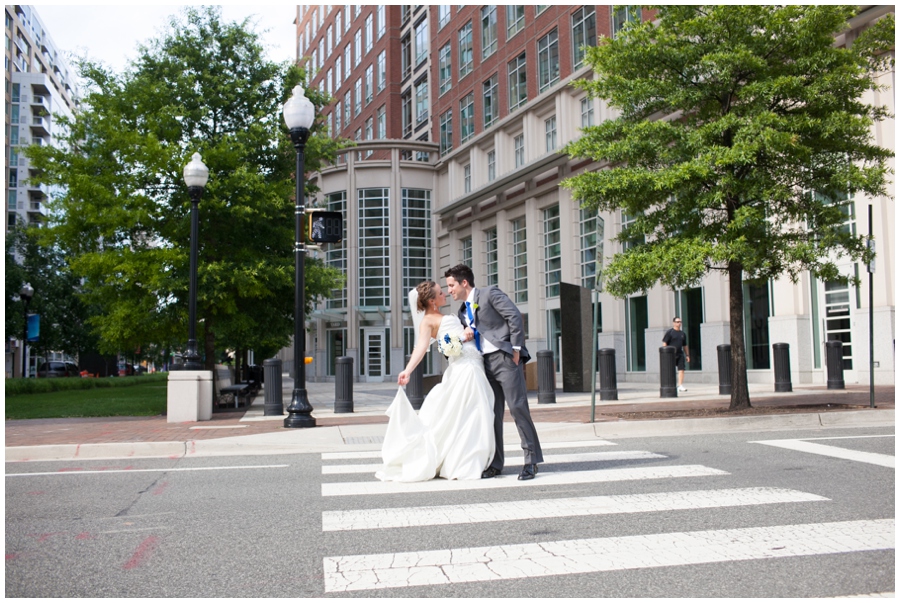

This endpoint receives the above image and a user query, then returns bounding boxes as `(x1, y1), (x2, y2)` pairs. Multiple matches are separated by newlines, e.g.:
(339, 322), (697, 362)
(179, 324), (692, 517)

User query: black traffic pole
(182, 153), (208, 370)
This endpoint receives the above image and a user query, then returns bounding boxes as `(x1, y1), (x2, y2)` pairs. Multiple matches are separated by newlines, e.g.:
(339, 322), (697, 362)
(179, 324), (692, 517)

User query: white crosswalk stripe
(322, 486), (828, 531)
(751, 437), (895, 468)
(321, 464), (728, 496)
(322, 449), (665, 474)
(321, 439), (617, 461)
(323, 519), (894, 592)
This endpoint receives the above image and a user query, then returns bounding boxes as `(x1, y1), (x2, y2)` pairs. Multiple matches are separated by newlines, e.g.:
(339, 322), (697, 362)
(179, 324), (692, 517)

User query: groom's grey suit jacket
(458, 286), (531, 364)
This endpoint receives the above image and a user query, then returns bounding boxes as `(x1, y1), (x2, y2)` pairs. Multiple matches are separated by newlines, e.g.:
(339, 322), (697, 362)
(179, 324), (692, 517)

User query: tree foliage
(563, 6), (894, 408)
(5, 229), (95, 362)
(27, 7), (348, 366)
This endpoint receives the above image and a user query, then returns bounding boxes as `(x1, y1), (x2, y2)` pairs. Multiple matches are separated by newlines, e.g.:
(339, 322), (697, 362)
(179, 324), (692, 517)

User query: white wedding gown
(376, 315), (496, 481)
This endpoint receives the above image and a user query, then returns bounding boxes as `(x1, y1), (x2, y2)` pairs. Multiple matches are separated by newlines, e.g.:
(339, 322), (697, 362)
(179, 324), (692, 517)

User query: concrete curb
(5, 409), (892, 463)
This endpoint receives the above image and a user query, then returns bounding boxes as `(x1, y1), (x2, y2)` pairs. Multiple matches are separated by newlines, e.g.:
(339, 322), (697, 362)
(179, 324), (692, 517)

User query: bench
(214, 367), (259, 409)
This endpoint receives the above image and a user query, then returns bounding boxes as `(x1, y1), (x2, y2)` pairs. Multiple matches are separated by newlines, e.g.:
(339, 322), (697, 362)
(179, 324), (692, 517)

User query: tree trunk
(728, 260), (752, 409)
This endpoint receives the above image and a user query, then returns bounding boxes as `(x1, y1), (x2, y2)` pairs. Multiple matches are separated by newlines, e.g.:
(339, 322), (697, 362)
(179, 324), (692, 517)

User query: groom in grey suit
(444, 264), (543, 480)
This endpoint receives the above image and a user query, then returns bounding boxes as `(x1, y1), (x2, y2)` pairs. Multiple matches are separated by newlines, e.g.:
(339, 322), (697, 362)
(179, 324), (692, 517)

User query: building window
(572, 7), (597, 69)
(481, 6), (497, 59)
(512, 217), (528, 303)
(401, 91), (412, 137)
(508, 52), (527, 111)
(415, 77), (429, 124)
(402, 188), (432, 297)
(461, 236), (472, 266)
(377, 50), (386, 92)
(376, 104), (386, 138)
(358, 188), (391, 308)
(543, 205), (561, 298)
(514, 134), (525, 168)
(439, 44), (452, 95)
(622, 210), (645, 250)
(365, 64), (374, 104)
(460, 93), (475, 142)
(401, 35), (411, 80)
(325, 191), (348, 310)
(580, 97), (594, 129)
(487, 150), (496, 181)
(335, 101), (342, 132)
(344, 91), (352, 126)
(506, 6), (525, 39)
(414, 17), (428, 65)
(485, 227), (498, 286)
(344, 44), (352, 81)
(545, 116), (557, 152)
(335, 56), (343, 90)
(365, 14), (373, 53)
(612, 6), (641, 37)
(538, 29), (560, 92)
(439, 110), (453, 155)
(464, 164), (471, 193)
(579, 207), (601, 291)
(458, 22), (473, 79)
(355, 28), (362, 64)
(438, 5), (452, 29)
(483, 74), (498, 128)
(377, 6), (385, 39)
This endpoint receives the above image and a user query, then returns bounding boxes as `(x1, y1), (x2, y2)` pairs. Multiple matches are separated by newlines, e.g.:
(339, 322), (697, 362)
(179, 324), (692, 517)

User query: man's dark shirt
(663, 328), (687, 357)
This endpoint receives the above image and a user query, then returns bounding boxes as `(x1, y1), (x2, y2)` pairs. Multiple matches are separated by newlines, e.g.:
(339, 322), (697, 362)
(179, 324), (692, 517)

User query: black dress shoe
(518, 464), (538, 480)
(481, 467), (502, 479)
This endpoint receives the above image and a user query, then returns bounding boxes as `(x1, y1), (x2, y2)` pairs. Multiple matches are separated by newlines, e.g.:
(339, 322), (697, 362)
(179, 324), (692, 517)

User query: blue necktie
(466, 302), (481, 351)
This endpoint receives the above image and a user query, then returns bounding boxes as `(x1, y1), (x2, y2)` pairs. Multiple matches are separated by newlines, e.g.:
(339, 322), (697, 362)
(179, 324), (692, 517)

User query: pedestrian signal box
(307, 210), (343, 244)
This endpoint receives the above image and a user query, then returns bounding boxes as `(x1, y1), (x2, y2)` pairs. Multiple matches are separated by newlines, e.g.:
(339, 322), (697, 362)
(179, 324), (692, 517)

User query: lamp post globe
(20, 283), (33, 379)
(182, 152), (208, 370)
(282, 85), (316, 428)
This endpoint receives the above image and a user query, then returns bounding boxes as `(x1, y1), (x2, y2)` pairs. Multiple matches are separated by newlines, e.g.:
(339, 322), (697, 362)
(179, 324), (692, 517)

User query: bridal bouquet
(438, 333), (463, 358)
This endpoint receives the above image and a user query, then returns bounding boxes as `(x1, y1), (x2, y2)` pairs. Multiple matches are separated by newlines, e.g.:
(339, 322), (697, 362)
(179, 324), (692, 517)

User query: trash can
(598, 348), (618, 401)
(717, 344), (732, 395)
(825, 340), (845, 390)
(773, 342), (792, 392)
(537, 350), (556, 404)
(263, 358), (283, 416)
(660, 346), (677, 398)
(335, 356), (353, 413)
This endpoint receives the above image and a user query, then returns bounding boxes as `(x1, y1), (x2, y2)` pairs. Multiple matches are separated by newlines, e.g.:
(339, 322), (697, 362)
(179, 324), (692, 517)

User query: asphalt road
(6, 425), (894, 597)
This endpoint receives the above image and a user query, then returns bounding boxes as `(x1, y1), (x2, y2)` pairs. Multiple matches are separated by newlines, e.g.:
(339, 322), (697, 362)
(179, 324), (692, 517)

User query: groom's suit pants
(483, 350), (544, 469)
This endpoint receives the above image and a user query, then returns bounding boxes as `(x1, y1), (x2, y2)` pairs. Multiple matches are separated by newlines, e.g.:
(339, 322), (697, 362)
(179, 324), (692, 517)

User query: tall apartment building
(5, 5), (77, 231)
(296, 5), (895, 387)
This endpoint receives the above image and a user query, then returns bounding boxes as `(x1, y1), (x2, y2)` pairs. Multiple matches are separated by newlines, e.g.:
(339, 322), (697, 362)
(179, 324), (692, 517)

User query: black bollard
(263, 358), (283, 416)
(717, 344), (732, 395)
(598, 348), (618, 401)
(773, 342), (792, 392)
(537, 350), (556, 404)
(334, 356), (354, 413)
(660, 346), (677, 398)
(825, 340), (845, 390)
(406, 354), (425, 410)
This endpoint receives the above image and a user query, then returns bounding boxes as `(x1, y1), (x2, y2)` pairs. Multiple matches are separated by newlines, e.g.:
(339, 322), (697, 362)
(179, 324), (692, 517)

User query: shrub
(6, 373), (168, 397)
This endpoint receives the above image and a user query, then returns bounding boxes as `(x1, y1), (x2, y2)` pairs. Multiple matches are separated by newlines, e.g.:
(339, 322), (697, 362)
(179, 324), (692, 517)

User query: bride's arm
(398, 318), (434, 385)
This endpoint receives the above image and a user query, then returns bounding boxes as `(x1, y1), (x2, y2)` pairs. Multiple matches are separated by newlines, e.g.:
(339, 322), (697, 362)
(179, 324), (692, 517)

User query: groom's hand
(512, 349), (520, 365)
(462, 327), (474, 342)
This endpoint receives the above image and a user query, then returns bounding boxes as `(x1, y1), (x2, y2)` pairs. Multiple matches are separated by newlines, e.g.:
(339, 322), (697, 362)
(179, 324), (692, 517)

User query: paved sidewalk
(5, 376), (893, 462)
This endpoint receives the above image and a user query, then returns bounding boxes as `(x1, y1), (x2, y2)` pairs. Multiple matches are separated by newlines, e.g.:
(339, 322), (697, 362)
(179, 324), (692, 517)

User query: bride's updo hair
(416, 280), (438, 312)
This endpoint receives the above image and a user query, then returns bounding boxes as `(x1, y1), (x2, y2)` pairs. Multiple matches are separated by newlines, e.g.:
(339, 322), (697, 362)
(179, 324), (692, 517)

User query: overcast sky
(32, 4), (298, 76)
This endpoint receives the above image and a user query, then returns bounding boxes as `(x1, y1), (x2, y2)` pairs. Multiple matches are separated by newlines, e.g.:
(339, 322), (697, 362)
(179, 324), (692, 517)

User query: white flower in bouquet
(438, 333), (463, 357)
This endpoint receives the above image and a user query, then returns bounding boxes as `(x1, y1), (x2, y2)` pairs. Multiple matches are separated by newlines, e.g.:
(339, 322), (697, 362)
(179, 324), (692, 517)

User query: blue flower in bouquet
(438, 333), (463, 357)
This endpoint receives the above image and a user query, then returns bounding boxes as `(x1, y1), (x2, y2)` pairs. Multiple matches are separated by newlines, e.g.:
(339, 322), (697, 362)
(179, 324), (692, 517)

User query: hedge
(6, 373), (168, 397)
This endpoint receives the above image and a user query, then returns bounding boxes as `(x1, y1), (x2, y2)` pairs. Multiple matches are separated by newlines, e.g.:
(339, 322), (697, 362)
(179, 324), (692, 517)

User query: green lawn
(5, 377), (168, 420)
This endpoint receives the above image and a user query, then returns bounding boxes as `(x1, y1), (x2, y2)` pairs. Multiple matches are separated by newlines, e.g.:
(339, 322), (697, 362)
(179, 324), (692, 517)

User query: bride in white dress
(376, 281), (496, 482)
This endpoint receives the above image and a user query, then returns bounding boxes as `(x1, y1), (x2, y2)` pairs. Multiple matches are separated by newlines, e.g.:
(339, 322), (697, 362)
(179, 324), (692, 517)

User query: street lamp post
(282, 84), (316, 428)
(20, 283), (33, 378)
(182, 153), (209, 371)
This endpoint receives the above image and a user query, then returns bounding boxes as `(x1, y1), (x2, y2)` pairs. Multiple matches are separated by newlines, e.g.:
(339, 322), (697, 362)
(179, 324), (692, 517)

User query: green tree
(563, 6), (893, 409)
(27, 7), (347, 369)
(5, 228), (96, 365)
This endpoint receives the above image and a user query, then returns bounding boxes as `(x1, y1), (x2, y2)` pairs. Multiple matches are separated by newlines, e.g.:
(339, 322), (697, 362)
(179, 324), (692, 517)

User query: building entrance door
(363, 328), (386, 382)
